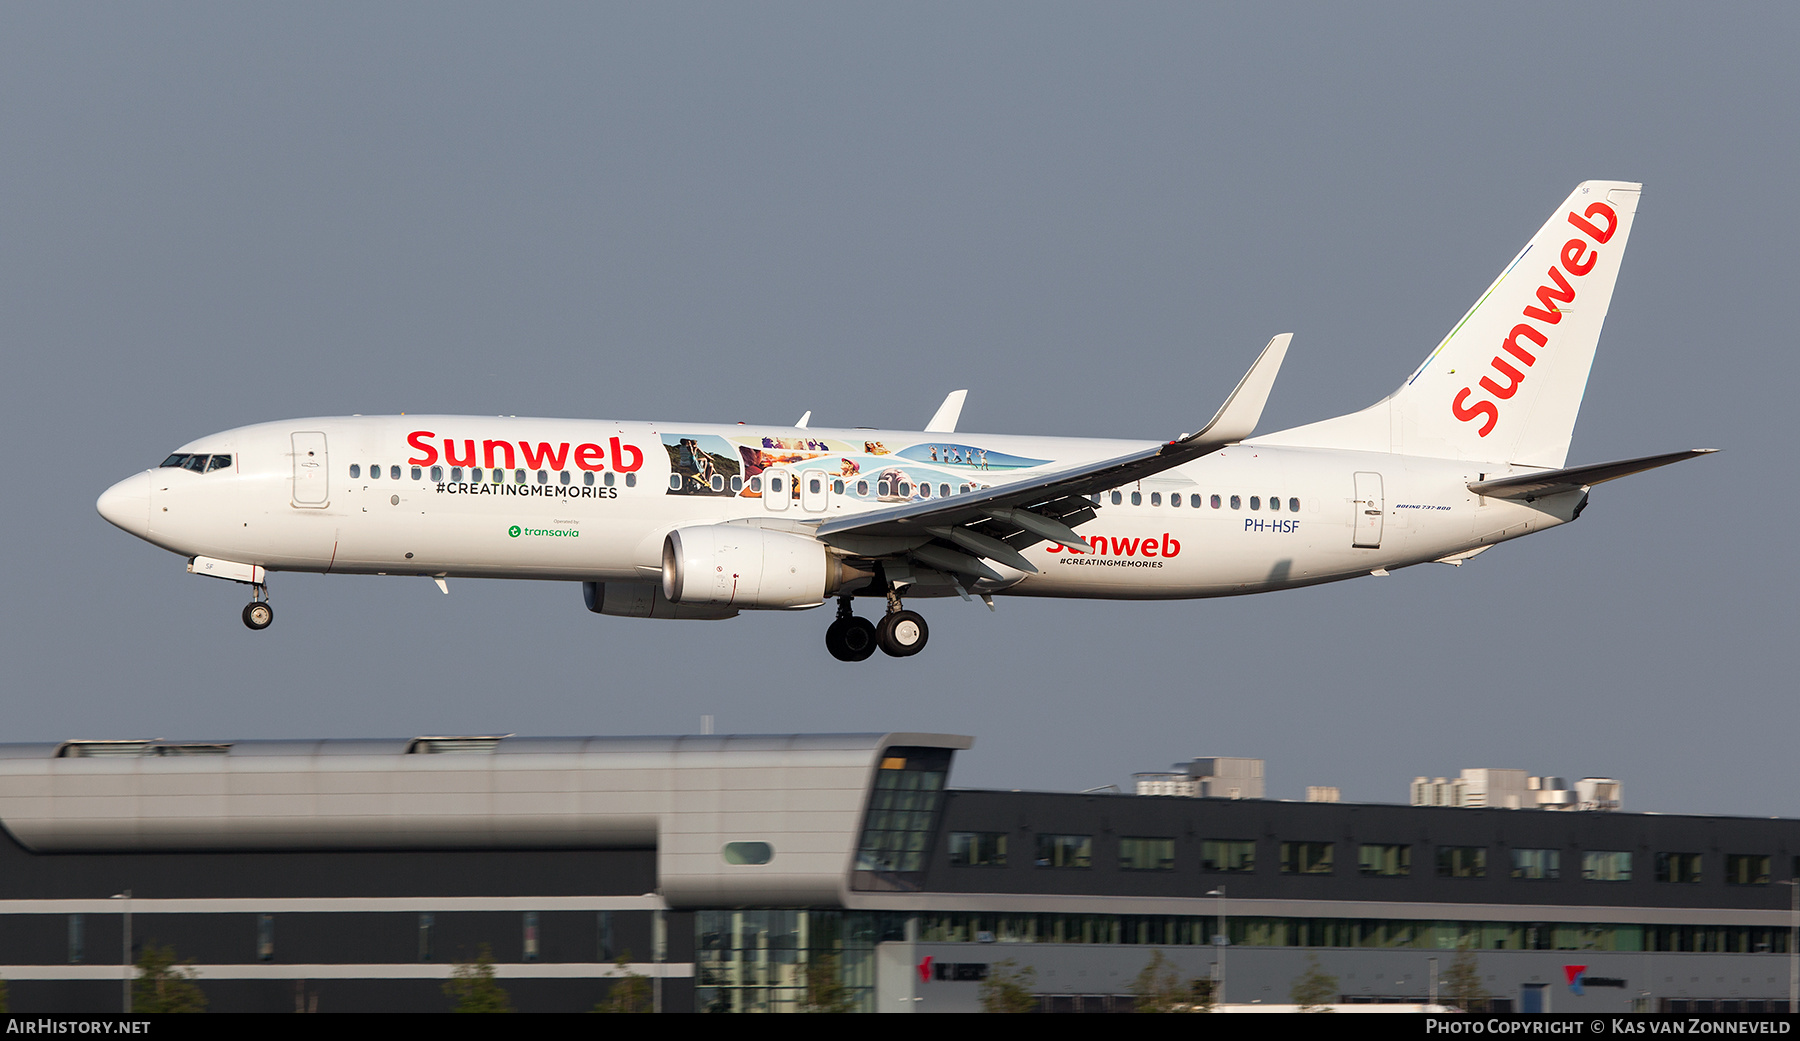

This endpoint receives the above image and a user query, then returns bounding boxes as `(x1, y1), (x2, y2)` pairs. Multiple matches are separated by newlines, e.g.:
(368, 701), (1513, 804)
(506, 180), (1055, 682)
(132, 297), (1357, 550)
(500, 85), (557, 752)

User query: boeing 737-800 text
(98, 181), (1711, 660)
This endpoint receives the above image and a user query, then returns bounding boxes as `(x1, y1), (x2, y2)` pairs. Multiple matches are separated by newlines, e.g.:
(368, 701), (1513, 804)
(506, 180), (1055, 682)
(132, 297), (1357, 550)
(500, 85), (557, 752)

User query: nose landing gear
(241, 584), (273, 631)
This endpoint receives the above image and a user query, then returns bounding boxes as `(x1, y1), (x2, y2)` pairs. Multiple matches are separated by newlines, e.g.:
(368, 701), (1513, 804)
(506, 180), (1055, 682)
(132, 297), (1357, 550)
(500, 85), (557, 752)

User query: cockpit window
(205, 454), (232, 472)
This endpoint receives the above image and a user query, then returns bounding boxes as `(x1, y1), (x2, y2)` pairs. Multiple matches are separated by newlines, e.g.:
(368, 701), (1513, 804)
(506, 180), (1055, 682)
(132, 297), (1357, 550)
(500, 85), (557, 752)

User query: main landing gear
(824, 590), (930, 662)
(241, 584), (273, 631)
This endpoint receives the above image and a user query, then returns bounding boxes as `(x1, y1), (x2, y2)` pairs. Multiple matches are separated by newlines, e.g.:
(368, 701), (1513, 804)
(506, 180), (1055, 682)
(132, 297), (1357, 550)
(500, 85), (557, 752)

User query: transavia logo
(507, 525), (579, 539)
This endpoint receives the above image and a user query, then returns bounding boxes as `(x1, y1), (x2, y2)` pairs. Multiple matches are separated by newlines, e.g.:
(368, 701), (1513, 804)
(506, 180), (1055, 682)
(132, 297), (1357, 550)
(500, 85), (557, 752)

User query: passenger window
(770, 476), (784, 494)
(809, 477), (822, 494)
(370, 464), (381, 480)
(750, 476), (762, 493)
(390, 465), (401, 480)
(431, 466), (443, 482)
(537, 470), (549, 484)
(960, 484), (970, 495)
(939, 483), (950, 498)
(832, 479), (845, 494)
(560, 471), (571, 485)
(877, 480), (891, 497)
(1211, 494), (1221, 509)
(1250, 496), (1260, 510)
(583, 471), (594, 487)
(605, 472), (616, 487)
(1230, 495), (1241, 510)
(471, 468), (483, 483)
(1170, 493), (1181, 508)
(1191, 494), (1202, 508)
(207, 454), (232, 472)
(668, 474), (683, 491)
(730, 475), (743, 493)
(514, 469), (526, 484)
(920, 483), (932, 498)
(1151, 492), (1162, 506)
(625, 472), (636, 488)
(714, 475), (728, 492)
(1289, 497), (1300, 512)
(1130, 491), (1142, 506)
(1110, 491), (1122, 505)
(350, 464), (361, 479)
(898, 481), (912, 497)
(856, 480), (869, 496)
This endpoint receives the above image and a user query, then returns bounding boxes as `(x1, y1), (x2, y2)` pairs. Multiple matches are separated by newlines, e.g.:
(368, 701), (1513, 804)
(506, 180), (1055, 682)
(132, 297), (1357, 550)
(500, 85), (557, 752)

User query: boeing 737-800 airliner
(98, 181), (1711, 660)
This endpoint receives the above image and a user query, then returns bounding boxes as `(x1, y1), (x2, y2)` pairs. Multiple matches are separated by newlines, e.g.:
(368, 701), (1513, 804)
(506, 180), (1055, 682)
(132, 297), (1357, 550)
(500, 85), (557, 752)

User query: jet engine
(661, 526), (847, 609)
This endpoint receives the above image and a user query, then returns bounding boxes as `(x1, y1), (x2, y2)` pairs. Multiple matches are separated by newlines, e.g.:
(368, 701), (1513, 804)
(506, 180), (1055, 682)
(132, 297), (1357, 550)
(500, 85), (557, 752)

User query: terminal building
(0, 733), (1793, 1013)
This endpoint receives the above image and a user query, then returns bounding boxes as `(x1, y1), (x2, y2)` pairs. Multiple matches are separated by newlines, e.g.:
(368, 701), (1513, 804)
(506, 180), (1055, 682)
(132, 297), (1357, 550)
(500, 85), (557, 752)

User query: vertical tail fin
(1258, 181), (1642, 467)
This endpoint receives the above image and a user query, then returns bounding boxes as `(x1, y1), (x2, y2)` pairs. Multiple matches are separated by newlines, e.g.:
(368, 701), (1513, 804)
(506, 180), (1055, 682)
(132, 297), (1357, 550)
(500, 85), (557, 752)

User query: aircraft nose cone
(97, 472), (153, 537)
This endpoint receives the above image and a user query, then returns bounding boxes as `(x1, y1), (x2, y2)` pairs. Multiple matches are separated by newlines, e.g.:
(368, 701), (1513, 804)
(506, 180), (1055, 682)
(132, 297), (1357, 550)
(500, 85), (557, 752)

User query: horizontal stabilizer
(1468, 449), (1716, 500)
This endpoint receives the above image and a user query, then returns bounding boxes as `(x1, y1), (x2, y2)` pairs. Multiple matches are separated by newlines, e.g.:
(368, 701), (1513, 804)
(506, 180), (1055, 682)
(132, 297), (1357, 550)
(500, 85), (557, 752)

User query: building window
(1280, 841), (1334, 875)
(1438, 846), (1487, 879)
(852, 747), (952, 889)
(68, 914), (84, 964)
(1036, 834), (1092, 869)
(418, 913), (435, 961)
(257, 914), (274, 962)
(948, 832), (1007, 867)
(1583, 851), (1633, 882)
(723, 842), (774, 865)
(1511, 849), (1562, 880)
(1727, 854), (1771, 886)
(1202, 839), (1255, 873)
(597, 911), (615, 962)
(1121, 837), (1176, 871)
(1656, 852), (1703, 884)
(1359, 844), (1411, 877)
(523, 911), (540, 962)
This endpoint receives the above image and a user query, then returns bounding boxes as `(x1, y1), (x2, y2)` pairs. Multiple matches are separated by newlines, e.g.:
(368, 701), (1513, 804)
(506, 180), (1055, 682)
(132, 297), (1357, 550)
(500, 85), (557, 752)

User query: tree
(593, 952), (652, 1013)
(1444, 941), (1488, 1012)
(979, 958), (1037, 1013)
(1132, 950), (1212, 1012)
(801, 953), (855, 1013)
(133, 943), (207, 1013)
(444, 944), (513, 1013)
(1289, 953), (1339, 1012)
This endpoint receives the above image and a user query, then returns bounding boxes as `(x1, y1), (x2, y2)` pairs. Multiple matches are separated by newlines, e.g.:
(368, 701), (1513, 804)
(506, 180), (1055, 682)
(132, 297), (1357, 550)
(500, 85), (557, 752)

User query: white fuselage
(98, 415), (1579, 602)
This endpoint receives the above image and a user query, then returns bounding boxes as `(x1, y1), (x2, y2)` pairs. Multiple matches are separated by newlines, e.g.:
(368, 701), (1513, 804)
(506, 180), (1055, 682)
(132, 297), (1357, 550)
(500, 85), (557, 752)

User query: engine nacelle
(662, 526), (838, 609)
(582, 581), (738, 620)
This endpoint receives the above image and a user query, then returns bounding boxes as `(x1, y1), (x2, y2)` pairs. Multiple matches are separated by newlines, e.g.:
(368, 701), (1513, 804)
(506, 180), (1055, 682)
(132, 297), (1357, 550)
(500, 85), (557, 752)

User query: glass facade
(851, 748), (951, 891)
(908, 911), (1791, 954)
(694, 910), (909, 1013)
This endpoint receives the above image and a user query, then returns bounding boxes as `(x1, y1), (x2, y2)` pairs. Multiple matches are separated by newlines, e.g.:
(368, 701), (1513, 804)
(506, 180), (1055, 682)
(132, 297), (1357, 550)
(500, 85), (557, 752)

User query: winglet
(925, 390), (968, 433)
(795, 410), (812, 429)
(1175, 334), (1291, 448)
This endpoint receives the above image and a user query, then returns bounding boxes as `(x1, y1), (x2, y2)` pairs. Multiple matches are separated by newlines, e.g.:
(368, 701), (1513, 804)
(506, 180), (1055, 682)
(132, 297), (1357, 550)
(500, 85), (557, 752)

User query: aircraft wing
(810, 335), (1291, 572)
(1467, 448), (1717, 501)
